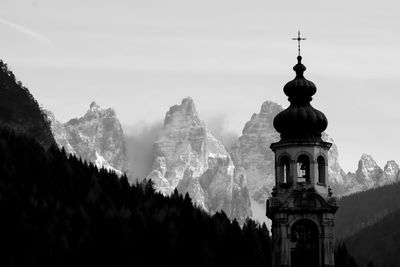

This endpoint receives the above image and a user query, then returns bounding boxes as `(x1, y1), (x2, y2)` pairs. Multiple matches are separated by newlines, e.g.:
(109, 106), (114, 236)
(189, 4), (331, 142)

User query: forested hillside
(0, 127), (271, 267)
(345, 209), (400, 267)
(335, 181), (400, 239)
(0, 127), (362, 267)
(0, 60), (55, 148)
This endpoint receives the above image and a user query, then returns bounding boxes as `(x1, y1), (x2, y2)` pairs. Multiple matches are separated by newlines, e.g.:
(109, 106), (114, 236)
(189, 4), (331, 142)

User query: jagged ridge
(46, 102), (126, 174)
(147, 97), (252, 223)
(344, 154), (400, 194)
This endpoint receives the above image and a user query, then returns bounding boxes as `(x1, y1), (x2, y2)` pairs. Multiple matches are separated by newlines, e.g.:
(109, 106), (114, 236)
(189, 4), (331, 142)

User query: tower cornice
(270, 140), (332, 152)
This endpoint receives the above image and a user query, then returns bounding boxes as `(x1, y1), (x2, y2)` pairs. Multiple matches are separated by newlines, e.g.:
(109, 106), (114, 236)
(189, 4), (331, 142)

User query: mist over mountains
(124, 121), (163, 180)
(123, 113), (239, 181)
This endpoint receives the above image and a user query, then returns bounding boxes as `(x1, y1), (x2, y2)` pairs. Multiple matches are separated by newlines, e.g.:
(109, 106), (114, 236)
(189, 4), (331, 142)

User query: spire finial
(292, 30), (306, 57)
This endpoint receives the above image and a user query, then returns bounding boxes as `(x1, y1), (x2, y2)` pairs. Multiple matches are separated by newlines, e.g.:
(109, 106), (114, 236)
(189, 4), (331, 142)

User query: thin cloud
(0, 17), (53, 47)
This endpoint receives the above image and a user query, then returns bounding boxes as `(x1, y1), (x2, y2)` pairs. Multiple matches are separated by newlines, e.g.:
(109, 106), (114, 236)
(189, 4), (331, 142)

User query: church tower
(266, 35), (338, 267)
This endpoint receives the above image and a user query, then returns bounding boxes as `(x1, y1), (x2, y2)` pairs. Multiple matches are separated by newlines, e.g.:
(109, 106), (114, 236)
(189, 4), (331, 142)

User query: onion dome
(273, 56), (328, 142)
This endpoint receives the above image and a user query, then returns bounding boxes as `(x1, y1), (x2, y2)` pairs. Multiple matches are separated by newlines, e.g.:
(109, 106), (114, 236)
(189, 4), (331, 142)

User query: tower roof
(273, 56), (328, 142)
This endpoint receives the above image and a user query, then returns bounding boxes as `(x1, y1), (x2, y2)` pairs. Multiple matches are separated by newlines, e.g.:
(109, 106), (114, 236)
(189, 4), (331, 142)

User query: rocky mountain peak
(260, 101), (284, 115)
(360, 153), (377, 166)
(90, 101), (100, 112)
(385, 160), (399, 172)
(383, 160), (400, 183)
(148, 97), (252, 223)
(354, 153), (383, 189)
(321, 133), (345, 186)
(47, 102), (126, 175)
(230, 101), (284, 223)
(243, 101), (283, 135)
(358, 154), (381, 176)
(164, 97), (200, 127)
(84, 101), (116, 120)
(342, 156), (400, 195)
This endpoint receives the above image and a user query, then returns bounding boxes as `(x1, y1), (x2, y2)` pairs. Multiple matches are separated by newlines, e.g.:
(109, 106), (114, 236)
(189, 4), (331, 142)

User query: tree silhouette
(0, 127), (272, 267)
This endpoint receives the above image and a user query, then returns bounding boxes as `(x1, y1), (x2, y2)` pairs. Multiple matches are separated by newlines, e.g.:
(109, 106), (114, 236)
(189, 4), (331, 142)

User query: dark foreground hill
(0, 60), (55, 148)
(0, 127), (271, 267)
(0, 127), (364, 267)
(335, 181), (400, 239)
(345, 209), (400, 267)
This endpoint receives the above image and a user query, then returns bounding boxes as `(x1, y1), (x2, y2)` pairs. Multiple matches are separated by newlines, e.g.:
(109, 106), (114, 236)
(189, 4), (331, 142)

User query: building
(266, 52), (338, 267)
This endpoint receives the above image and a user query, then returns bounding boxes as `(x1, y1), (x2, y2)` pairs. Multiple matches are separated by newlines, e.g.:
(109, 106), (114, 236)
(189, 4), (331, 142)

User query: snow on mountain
(230, 101), (281, 205)
(147, 97), (252, 223)
(46, 102), (126, 175)
(355, 154), (383, 188)
(344, 155), (399, 193)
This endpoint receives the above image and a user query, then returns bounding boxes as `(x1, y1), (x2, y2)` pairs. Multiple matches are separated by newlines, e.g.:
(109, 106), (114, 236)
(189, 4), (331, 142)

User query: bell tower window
(279, 156), (291, 184)
(297, 154), (310, 183)
(317, 156), (326, 184)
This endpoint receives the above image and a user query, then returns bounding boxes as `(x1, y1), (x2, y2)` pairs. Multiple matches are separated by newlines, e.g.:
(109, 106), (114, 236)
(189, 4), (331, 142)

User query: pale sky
(1, 0), (399, 172)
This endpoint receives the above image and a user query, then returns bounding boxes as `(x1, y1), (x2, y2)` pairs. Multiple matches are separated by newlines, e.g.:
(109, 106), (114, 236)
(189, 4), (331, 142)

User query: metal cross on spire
(292, 30), (306, 56)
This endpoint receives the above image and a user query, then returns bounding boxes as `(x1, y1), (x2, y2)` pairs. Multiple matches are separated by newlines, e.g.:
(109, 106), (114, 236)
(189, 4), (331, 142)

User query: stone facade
(267, 142), (338, 267)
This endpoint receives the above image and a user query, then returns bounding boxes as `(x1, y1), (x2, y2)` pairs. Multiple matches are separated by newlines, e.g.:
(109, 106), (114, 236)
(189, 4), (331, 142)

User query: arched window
(290, 219), (319, 267)
(297, 154), (310, 183)
(279, 156), (291, 184)
(317, 156), (326, 184)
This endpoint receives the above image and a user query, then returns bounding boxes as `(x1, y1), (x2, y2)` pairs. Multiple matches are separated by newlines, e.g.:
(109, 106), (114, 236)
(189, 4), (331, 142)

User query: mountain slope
(0, 60), (55, 148)
(345, 208), (400, 267)
(147, 97), (252, 223)
(335, 180), (400, 239)
(46, 102), (126, 174)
